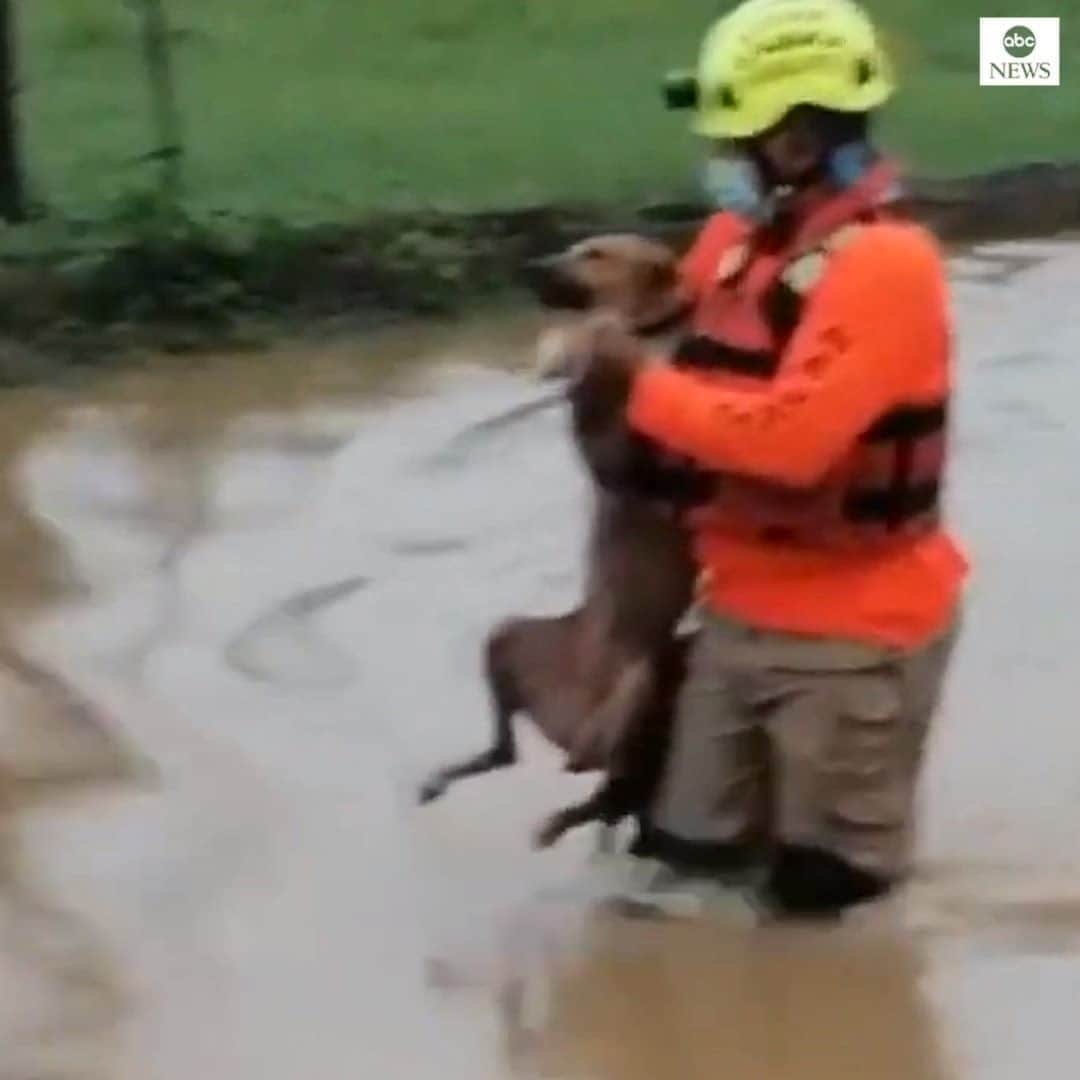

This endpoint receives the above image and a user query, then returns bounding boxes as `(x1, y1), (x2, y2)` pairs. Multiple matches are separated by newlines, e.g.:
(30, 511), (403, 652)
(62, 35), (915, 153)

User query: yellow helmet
(685, 0), (895, 139)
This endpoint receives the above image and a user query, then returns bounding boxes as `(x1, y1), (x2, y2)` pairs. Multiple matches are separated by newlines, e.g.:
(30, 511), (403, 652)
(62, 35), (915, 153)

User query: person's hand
(564, 312), (647, 387)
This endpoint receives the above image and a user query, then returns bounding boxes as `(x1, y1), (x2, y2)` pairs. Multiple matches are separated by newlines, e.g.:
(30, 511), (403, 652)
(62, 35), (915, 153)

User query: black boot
(629, 817), (758, 877)
(762, 844), (892, 920)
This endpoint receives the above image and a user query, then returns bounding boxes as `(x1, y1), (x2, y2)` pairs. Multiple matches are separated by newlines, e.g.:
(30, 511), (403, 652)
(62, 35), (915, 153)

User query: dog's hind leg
(417, 620), (523, 805)
(564, 657), (653, 774)
(532, 776), (632, 849)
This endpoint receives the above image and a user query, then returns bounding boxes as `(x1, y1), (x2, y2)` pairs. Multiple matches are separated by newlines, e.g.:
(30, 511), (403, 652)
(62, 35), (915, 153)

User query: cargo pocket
(826, 668), (907, 833)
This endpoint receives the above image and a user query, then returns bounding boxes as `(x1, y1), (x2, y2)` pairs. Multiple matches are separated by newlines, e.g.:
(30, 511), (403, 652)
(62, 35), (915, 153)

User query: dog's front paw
(534, 325), (574, 380)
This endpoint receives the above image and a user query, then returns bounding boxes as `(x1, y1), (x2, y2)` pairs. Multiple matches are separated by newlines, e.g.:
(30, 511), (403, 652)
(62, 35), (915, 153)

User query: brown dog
(418, 235), (712, 849)
(528, 234), (688, 380)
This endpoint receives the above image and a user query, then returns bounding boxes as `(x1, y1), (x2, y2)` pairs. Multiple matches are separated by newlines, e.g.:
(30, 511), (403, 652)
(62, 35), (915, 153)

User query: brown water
(2, 237), (1080, 1078)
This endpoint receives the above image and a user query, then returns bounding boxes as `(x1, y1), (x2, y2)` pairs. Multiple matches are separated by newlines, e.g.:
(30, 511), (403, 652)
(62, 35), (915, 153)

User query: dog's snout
(520, 255), (558, 290)
(521, 255), (591, 311)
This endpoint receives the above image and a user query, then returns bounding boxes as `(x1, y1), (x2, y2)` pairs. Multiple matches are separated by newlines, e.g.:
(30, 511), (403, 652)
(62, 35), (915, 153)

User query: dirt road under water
(2, 237), (1080, 1077)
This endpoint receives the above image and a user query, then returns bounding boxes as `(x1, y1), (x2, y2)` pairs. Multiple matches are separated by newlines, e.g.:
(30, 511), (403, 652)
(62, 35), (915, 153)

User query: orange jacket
(627, 207), (968, 650)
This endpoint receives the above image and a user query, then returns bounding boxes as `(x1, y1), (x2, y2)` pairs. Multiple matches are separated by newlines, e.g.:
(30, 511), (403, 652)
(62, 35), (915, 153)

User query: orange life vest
(668, 160), (947, 554)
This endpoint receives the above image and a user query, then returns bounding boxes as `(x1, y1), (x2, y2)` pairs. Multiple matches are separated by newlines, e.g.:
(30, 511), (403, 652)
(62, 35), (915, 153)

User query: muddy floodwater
(2, 237), (1080, 1078)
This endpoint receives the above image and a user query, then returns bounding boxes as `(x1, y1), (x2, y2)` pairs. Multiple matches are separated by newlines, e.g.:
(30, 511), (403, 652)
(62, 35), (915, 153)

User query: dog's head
(524, 234), (683, 379)
(523, 234), (680, 322)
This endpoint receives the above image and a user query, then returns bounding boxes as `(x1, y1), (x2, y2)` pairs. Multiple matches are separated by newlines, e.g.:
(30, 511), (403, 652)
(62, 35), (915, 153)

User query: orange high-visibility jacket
(627, 166), (969, 649)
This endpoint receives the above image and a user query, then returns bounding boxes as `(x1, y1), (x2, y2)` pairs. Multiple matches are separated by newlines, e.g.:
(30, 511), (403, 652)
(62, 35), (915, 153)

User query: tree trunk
(135, 0), (183, 201)
(0, 0), (27, 222)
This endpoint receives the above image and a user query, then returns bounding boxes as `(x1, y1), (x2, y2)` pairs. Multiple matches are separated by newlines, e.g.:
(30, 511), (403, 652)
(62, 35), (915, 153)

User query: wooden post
(135, 0), (183, 201)
(0, 0), (27, 222)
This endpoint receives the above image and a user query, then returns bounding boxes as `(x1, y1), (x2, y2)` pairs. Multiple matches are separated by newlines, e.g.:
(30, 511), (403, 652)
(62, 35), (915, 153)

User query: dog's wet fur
(418, 235), (702, 849)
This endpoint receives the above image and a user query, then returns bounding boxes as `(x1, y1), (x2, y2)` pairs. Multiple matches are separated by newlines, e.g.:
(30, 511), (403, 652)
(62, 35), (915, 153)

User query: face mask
(700, 155), (776, 222)
(826, 140), (875, 189)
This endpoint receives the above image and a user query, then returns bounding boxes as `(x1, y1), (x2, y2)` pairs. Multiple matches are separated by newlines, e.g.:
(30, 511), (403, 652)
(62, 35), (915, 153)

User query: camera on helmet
(662, 71), (699, 110)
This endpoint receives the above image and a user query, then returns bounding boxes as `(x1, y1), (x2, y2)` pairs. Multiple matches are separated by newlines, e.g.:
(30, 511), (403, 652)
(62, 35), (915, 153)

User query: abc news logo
(980, 18), (1060, 86)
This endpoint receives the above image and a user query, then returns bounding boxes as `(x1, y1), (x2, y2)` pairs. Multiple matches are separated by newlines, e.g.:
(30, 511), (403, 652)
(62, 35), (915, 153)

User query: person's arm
(627, 224), (948, 489)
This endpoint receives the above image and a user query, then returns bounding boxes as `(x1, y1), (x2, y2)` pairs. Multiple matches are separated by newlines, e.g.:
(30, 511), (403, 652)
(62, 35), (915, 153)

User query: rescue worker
(590, 0), (969, 918)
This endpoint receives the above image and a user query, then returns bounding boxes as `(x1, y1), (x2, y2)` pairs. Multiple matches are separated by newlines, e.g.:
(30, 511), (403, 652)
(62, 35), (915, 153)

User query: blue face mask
(700, 155), (775, 222)
(827, 140), (876, 189)
(702, 139), (880, 218)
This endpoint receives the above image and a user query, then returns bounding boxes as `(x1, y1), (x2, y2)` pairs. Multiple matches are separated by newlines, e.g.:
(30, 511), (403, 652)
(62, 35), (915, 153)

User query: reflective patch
(780, 250), (828, 295)
(775, 223), (866, 297)
(694, 568), (712, 600)
(713, 242), (750, 283)
(676, 602), (706, 635)
(824, 223), (863, 252)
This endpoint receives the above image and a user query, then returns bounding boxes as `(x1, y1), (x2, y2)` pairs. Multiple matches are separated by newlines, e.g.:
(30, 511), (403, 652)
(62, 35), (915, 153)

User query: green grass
(17, 0), (1080, 223)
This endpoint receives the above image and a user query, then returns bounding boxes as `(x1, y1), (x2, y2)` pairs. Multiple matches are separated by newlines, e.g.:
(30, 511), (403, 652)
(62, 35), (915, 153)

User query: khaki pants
(648, 610), (959, 880)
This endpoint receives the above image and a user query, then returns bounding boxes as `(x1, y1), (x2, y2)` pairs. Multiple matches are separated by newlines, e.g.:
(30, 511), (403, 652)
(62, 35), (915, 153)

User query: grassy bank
(0, 1), (1077, 384)
(20, 0), (1080, 221)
